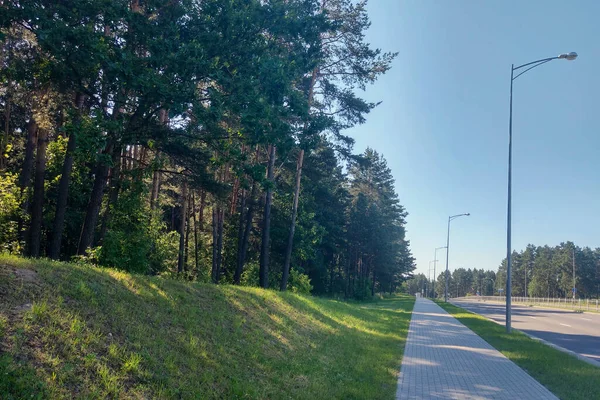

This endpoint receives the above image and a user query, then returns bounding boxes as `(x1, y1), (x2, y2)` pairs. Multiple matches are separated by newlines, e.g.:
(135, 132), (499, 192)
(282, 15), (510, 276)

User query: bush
(98, 184), (178, 274)
(0, 173), (21, 253)
(240, 261), (260, 287)
(288, 269), (313, 294)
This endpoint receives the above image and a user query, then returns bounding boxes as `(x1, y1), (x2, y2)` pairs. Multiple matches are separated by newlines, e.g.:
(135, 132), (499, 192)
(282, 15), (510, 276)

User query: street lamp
(485, 278), (495, 296)
(433, 246), (446, 298)
(444, 213), (470, 302)
(506, 51), (577, 333)
(428, 261), (437, 298)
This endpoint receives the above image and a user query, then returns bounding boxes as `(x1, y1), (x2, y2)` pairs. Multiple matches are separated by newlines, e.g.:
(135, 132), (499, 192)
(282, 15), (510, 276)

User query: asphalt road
(452, 298), (600, 364)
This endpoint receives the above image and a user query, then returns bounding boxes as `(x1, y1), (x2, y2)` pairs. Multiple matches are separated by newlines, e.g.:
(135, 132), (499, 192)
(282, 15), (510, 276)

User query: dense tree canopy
(0, 0), (415, 298)
(496, 243), (600, 299)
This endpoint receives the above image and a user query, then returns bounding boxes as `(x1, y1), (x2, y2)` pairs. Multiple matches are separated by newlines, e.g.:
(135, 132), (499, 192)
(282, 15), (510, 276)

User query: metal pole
(427, 264), (432, 298)
(433, 251), (437, 298)
(506, 64), (514, 333)
(433, 247), (445, 297)
(434, 247), (445, 298)
(573, 248), (576, 300)
(445, 217), (451, 302)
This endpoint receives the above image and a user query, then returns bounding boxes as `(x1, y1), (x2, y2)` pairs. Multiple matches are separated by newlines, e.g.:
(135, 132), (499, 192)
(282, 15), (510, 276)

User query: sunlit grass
(0, 254), (414, 399)
(437, 301), (600, 400)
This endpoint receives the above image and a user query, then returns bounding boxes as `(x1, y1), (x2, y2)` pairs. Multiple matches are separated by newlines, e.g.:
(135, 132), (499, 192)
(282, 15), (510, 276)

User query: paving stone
(396, 298), (557, 400)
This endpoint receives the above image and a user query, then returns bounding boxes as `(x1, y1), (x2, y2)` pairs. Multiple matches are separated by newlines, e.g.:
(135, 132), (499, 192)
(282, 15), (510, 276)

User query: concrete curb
(519, 330), (600, 368)
(449, 301), (600, 369)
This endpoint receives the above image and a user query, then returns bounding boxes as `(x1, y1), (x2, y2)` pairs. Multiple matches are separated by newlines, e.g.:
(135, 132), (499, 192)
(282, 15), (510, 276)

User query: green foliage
(0, 172), (21, 252)
(496, 242), (600, 299)
(403, 273), (428, 295)
(0, 0), (410, 301)
(99, 188), (178, 274)
(288, 269), (313, 294)
(241, 261), (261, 287)
(431, 268), (497, 299)
(0, 354), (48, 400)
(344, 149), (415, 299)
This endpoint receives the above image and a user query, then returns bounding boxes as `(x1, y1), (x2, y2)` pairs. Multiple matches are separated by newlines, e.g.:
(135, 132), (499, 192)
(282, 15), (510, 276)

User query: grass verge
(0, 254), (414, 399)
(436, 301), (600, 400)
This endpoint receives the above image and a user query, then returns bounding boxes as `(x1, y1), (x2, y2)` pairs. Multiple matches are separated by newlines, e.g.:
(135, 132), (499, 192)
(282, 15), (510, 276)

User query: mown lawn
(0, 254), (414, 399)
(437, 301), (600, 400)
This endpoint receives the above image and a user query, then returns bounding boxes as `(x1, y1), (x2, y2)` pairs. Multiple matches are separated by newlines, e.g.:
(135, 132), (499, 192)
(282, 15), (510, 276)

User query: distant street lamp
(444, 213), (470, 302)
(428, 261), (437, 298)
(433, 247), (446, 298)
(485, 278), (495, 296)
(505, 52), (577, 333)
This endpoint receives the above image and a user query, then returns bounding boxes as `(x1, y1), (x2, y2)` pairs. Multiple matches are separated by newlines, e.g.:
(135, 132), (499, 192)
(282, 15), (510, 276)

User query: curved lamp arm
(513, 52), (577, 81)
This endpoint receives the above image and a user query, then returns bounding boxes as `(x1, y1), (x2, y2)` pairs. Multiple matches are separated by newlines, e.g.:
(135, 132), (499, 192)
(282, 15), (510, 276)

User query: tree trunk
(98, 144), (122, 245)
(19, 119), (38, 191)
(198, 190), (206, 231)
(234, 189), (247, 284)
(329, 254), (337, 294)
(211, 206), (218, 282)
(192, 192), (199, 274)
(280, 67), (317, 289)
(77, 100), (121, 256)
(132, 144), (139, 168)
(77, 141), (114, 255)
(281, 149), (304, 291)
(1, 95), (10, 170)
(235, 183), (257, 284)
(150, 165), (161, 209)
(48, 130), (76, 258)
(184, 192), (191, 268)
(371, 268), (376, 296)
(177, 180), (188, 274)
(18, 119), (38, 243)
(216, 207), (224, 283)
(28, 128), (48, 257)
(259, 145), (276, 289)
(345, 254), (350, 299)
(49, 94), (85, 259)
(150, 109), (167, 208)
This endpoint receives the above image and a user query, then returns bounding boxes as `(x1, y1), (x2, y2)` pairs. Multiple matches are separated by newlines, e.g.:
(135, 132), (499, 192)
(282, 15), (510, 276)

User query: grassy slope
(437, 301), (600, 400)
(0, 255), (414, 400)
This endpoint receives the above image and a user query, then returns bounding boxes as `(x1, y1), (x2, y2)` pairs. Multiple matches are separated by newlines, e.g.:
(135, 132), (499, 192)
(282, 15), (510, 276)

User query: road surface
(452, 298), (600, 364)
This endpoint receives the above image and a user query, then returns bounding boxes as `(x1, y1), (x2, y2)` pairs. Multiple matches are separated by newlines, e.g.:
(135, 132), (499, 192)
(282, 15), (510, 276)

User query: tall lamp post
(428, 261), (437, 297)
(433, 246), (446, 298)
(506, 52), (577, 333)
(445, 213), (470, 302)
(485, 278), (495, 296)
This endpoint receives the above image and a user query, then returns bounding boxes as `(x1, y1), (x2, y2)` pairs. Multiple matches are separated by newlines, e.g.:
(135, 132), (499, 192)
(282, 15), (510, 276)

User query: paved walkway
(396, 298), (557, 400)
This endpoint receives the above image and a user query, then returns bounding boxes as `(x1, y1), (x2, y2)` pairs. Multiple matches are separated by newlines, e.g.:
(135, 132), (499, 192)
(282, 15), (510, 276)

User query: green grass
(436, 301), (600, 400)
(0, 254), (414, 399)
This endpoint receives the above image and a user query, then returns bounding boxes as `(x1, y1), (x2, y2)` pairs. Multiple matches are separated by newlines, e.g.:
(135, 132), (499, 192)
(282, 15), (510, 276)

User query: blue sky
(346, 1), (600, 279)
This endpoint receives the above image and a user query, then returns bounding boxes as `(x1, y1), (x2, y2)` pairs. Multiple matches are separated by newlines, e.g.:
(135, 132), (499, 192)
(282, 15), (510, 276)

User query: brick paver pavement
(396, 298), (557, 400)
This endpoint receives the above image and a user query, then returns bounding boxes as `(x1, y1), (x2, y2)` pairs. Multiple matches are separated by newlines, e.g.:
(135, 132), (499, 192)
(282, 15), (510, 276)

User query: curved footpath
(396, 298), (557, 400)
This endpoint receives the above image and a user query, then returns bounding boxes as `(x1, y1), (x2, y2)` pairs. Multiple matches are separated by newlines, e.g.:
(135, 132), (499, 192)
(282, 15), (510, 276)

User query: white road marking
(530, 316), (537, 319)
(581, 318), (592, 321)
(560, 323), (572, 327)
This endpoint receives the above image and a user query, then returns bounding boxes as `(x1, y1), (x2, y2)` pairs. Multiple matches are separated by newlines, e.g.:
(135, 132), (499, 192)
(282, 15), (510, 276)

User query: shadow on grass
(0, 255), (414, 400)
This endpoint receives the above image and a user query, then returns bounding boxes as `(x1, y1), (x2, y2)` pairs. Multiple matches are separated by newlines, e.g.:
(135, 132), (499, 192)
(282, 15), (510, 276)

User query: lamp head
(558, 52), (578, 61)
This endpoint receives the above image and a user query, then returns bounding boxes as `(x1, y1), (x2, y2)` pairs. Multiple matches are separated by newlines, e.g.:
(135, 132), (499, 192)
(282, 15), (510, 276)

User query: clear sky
(347, 0), (600, 279)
